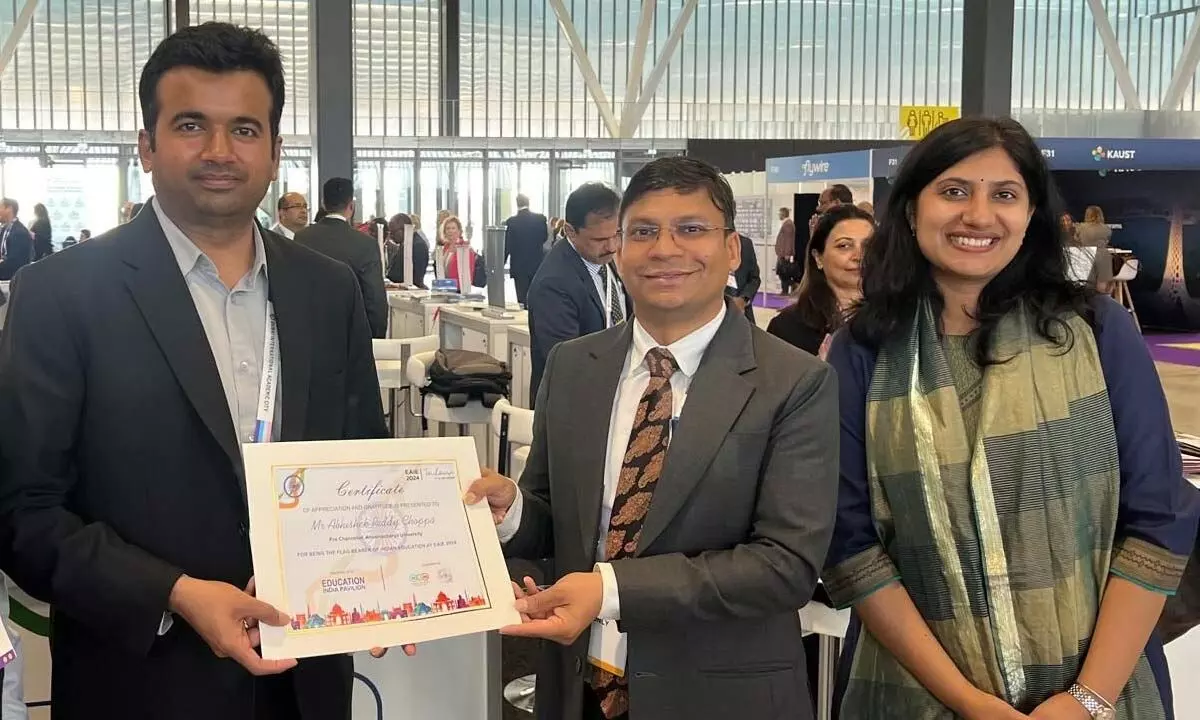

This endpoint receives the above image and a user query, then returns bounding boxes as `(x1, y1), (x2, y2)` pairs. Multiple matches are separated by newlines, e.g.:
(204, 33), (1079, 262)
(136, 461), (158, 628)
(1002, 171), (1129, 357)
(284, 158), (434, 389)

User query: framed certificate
(244, 437), (520, 660)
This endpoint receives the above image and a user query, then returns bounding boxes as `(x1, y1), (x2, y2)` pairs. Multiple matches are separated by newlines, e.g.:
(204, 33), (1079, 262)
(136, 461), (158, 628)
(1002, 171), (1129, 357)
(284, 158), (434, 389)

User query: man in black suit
(384, 213), (430, 288)
(725, 233), (761, 323)
(504, 193), (549, 305)
(0, 23), (387, 720)
(526, 183), (629, 403)
(0, 198), (34, 281)
(294, 178), (388, 338)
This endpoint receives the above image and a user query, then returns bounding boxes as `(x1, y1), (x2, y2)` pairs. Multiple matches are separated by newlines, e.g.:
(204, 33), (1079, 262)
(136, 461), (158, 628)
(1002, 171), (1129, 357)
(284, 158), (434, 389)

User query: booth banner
(1038, 138), (1200, 171)
(767, 152), (871, 184)
(734, 196), (772, 295)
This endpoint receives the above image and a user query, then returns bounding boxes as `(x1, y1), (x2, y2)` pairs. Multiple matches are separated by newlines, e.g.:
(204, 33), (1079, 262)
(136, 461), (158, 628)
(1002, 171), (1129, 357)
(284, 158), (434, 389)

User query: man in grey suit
(466, 157), (838, 720)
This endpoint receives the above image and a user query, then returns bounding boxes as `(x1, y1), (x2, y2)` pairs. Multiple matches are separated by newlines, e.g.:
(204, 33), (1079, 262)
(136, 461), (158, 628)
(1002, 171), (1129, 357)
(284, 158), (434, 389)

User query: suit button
(574, 657), (582, 675)
(238, 522), (249, 538)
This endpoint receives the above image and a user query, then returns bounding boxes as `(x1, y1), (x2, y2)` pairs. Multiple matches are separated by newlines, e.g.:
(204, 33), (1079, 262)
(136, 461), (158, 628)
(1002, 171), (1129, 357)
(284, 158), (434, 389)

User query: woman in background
(437, 214), (486, 290)
(31, 203), (52, 259)
(1077, 204), (1114, 292)
(825, 116), (1197, 719)
(767, 204), (873, 357)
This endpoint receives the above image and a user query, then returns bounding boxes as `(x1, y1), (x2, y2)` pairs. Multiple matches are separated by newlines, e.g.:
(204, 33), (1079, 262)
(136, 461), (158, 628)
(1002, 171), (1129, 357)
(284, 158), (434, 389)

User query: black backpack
(421, 349), (511, 412)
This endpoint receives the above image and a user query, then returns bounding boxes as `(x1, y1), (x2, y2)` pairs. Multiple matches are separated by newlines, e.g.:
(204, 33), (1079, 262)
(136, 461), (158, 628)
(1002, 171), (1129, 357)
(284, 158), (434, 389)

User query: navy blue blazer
(525, 238), (631, 404)
(0, 220), (34, 281)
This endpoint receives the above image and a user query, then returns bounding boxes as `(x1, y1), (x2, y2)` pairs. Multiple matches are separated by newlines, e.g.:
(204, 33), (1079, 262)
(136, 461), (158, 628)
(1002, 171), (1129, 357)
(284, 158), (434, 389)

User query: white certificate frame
(245, 436), (520, 660)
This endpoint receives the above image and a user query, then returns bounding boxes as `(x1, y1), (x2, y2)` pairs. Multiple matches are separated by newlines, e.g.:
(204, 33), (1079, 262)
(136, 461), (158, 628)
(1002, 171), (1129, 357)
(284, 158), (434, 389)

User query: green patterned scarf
(834, 302), (1166, 718)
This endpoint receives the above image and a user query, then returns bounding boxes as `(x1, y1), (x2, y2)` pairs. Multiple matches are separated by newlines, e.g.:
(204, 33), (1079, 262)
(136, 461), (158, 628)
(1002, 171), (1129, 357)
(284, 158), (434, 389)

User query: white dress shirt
(567, 239), (624, 327)
(270, 222), (295, 240)
(497, 304), (727, 620)
(152, 198), (274, 635)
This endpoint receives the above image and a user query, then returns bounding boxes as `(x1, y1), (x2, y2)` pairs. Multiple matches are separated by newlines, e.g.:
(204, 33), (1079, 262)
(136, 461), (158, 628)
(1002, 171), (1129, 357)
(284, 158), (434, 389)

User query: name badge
(586, 619), (627, 678)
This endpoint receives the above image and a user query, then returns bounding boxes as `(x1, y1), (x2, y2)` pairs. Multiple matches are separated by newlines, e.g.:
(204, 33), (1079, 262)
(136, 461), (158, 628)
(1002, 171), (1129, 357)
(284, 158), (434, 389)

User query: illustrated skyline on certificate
(273, 461), (492, 634)
(245, 437), (521, 660)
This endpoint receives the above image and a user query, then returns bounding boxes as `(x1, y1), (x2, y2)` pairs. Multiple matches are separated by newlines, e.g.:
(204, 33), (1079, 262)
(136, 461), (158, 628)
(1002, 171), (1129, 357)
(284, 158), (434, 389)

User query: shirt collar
(326, 213), (348, 223)
(271, 222), (295, 240)
(567, 237), (605, 274)
(629, 304), (727, 379)
(152, 197), (268, 283)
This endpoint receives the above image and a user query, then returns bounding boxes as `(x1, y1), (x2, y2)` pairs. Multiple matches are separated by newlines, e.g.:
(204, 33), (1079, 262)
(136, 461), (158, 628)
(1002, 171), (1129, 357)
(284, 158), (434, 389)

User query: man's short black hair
(828, 184), (854, 204)
(139, 22), (286, 145)
(1, 198), (17, 216)
(620, 156), (736, 228)
(564, 183), (620, 230)
(322, 178), (355, 212)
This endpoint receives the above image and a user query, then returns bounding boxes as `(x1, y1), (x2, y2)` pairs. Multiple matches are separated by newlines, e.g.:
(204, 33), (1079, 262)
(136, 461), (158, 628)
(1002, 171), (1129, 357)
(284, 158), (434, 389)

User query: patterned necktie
(592, 346), (679, 719)
(597, 264), (625, 327)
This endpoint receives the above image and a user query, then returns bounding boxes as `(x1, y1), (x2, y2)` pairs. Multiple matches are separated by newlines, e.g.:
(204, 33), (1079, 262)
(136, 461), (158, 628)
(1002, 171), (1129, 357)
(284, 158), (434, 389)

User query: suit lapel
(636, 308), (757, 555)
(565, 245), (606, 320)
(263, 231), (313, 441)
(119, 208), (245, 489)
(577, 325), (633, 561)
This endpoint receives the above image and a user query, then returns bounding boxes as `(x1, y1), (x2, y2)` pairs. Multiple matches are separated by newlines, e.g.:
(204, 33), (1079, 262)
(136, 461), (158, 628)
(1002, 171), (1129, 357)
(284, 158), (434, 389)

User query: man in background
(384, 213), (430, 289)
(294, 178), (388, 338)
(774, 206), (796, 294)
(271, 192), (308, 239)
(79, 229), (92, 243)
(526, 183), (628, 404)
(504, 193), (549, 305)
(0, 199), (33, 281)
(727, 232), (760, 323)
(809, 184), (853, 235)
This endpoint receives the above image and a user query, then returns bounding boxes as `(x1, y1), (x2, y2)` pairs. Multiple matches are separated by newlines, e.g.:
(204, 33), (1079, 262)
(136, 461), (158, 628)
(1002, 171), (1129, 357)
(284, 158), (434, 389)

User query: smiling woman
(823, 117), (1200, 719)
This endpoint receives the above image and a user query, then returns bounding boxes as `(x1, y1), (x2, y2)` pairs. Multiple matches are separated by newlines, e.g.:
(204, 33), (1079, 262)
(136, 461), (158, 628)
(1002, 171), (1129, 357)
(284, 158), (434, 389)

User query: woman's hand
(962, 692), (1032, 720)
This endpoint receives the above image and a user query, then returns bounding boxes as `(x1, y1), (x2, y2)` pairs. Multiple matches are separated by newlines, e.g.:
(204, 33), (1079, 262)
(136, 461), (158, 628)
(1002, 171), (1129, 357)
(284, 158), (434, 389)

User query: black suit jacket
(0, 220), (34, 280)
(725, 233), (761, 322)
(385, 233), (430, 288)
(0, 208), (388, 719)
(504, 209), (549, 280)
(507, 305), (838, 720)
(525, 238), (631, 403)
(294, 217), (388, 338)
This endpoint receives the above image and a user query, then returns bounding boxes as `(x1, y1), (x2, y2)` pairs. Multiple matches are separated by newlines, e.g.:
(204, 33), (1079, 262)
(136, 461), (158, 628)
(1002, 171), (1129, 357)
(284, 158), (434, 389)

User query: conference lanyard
(603, 270), (612, 329)
(251, 302), (281, 443)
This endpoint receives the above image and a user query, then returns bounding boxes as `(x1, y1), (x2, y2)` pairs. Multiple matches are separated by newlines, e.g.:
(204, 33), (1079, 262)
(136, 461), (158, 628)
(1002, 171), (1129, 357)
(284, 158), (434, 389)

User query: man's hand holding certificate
(245, 437), (520, 660)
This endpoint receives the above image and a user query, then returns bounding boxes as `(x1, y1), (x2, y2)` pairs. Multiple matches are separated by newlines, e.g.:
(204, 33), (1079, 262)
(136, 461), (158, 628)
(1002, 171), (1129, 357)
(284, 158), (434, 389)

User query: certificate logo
(409, 571), (431, 586)
(437, 568), (453, 584)
(278, 469), (306, 510)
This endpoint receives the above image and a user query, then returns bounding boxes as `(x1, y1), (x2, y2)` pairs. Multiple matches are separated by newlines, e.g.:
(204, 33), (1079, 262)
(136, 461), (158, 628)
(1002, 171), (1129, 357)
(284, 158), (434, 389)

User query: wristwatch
(1068, 683), (1116, 720)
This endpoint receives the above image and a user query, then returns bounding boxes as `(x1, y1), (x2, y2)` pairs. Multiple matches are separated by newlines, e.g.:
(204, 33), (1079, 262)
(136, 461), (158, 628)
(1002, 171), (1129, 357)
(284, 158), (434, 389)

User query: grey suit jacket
(506, 303), (839, 720)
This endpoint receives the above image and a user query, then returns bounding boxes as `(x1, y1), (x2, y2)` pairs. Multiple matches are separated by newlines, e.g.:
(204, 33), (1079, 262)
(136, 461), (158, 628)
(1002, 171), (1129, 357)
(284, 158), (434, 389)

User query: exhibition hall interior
(2, 1), (1200, 719)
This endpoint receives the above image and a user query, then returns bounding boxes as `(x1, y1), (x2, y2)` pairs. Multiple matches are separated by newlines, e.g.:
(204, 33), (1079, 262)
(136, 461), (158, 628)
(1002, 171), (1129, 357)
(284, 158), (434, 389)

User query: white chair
(405, 350), (494, 439)
(489, 400), (534, 478)
(373, 335), (439, 437)
(1111, 257), (1141, 332)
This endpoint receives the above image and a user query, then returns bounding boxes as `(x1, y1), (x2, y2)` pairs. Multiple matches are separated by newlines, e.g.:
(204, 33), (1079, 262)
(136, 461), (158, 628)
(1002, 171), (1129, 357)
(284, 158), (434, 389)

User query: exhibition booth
(1043, 138), (1200, 331)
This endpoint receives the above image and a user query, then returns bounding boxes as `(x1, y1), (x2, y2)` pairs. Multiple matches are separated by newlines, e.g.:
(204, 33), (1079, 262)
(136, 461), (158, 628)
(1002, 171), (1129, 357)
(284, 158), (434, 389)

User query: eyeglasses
(618, 223), (733, 241)
(281, 204), (308, 211)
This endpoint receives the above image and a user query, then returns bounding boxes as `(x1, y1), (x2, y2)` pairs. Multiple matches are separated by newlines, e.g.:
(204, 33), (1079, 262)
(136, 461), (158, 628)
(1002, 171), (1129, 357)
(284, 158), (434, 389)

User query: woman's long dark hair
(792, 204), (875, 333)
(849, 117), (1092, 365)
